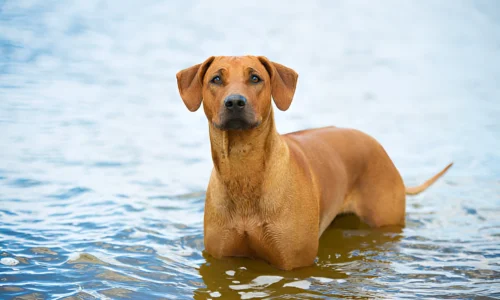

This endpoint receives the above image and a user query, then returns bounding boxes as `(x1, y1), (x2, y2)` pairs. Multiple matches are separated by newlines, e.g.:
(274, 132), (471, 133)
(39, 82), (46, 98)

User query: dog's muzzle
(216, 94), (259, 130)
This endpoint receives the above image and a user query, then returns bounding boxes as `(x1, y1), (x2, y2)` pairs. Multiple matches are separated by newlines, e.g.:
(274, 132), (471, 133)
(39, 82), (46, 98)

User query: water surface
(1, 0), (499, 299)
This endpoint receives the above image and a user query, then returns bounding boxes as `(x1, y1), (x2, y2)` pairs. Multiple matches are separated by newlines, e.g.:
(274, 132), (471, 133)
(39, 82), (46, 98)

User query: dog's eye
(211, 76), (222, 85)
(250, 75), (261, 83)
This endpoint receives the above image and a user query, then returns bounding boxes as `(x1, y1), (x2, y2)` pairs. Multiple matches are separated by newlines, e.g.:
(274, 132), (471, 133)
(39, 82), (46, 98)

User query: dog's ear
(176, 56), (215, 112)
(258, 56), (298, 111)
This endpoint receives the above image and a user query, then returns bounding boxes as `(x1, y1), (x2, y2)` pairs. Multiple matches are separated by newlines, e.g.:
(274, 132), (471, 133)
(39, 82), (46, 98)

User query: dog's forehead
(210, 56), (266, 74)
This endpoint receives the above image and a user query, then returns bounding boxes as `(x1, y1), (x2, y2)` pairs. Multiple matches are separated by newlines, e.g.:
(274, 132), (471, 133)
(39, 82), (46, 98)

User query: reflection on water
(1, 0), (499, 299)
(196, 215), (405, 299)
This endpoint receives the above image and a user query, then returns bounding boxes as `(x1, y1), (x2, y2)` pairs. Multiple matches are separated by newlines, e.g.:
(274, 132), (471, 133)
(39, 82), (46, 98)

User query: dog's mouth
(214, 118), (261, 131)
(214, 105), (261, 131)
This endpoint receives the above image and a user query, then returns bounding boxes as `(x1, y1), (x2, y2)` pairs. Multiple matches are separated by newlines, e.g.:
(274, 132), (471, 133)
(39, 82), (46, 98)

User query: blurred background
(0, 0), (499, 299)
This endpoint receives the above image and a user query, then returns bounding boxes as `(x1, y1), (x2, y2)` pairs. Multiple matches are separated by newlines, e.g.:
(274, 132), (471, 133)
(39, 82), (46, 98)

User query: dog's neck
(208, 110), (284, 201)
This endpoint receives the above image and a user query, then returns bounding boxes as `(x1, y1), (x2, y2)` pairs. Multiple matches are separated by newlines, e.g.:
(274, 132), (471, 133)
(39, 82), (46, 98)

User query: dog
(176, 56), (452, 270)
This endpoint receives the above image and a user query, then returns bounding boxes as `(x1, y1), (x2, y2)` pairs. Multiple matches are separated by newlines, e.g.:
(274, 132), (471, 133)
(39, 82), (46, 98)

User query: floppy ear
(258, 56), (298, 111)
(176, 56), (215, 112)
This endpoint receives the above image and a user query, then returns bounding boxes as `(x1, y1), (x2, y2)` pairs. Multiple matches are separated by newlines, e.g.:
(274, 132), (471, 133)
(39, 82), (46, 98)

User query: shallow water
(1, 0), (499, 299)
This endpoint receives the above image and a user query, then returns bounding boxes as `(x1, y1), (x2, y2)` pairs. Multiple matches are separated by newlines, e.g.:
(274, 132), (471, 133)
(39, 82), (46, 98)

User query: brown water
(1, 0), (499, 299)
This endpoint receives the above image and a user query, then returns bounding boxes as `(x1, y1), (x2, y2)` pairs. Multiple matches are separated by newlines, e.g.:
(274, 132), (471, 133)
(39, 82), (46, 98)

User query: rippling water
(1, 0), (499, 299)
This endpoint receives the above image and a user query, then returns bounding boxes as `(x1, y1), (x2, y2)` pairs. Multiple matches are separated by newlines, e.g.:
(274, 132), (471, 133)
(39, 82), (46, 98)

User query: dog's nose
(224, 94), (247, 110)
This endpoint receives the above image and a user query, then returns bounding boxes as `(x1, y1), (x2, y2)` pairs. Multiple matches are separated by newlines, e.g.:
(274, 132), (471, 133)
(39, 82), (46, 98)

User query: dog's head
(176, 56), (298, 130)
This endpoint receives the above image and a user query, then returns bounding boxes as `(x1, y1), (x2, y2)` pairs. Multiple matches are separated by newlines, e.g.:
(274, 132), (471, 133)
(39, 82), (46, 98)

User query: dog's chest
(230, 217), (266, 242)
(214, 217), (276, 258)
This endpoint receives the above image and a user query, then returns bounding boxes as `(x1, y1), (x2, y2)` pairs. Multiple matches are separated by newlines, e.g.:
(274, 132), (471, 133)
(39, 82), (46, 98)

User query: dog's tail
(405, 163), (453, 195)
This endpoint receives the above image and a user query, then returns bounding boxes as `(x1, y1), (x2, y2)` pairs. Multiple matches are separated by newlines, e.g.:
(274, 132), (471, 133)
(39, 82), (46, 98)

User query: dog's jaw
(212, 119), (262, 131)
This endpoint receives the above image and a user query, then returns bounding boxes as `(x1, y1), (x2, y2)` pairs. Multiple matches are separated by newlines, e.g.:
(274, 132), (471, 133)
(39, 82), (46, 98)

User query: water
(1, 0), (499, 298)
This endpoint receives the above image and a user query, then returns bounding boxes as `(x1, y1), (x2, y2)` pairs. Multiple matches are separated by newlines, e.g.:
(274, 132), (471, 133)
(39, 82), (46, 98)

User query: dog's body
(177, 56), (452, 270)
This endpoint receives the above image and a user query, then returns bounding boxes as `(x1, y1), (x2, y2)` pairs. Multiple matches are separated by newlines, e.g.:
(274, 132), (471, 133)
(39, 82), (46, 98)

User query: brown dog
(176, 56), (452, 270)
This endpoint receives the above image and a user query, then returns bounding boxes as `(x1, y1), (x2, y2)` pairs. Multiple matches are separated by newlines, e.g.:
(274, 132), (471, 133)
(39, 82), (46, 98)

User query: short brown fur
(176, 55), (452, 270)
